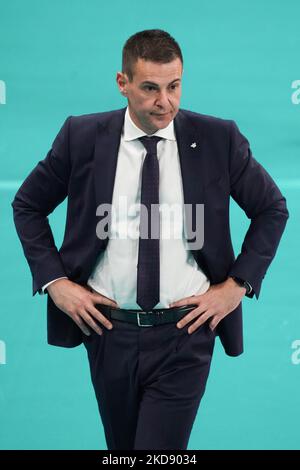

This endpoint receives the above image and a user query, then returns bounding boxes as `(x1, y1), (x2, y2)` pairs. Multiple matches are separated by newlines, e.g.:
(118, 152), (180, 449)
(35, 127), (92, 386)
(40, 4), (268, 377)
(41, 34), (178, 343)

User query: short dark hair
(122, 29), (183, 81)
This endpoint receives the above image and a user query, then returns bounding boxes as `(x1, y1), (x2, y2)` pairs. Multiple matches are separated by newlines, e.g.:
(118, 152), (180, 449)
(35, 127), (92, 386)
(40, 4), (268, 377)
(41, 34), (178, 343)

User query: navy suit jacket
(12, 107), (289, 356)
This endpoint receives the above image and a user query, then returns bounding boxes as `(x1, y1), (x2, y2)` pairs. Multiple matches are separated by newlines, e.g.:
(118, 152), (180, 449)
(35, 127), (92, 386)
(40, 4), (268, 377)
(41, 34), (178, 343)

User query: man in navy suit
(12, 29), (289, 450)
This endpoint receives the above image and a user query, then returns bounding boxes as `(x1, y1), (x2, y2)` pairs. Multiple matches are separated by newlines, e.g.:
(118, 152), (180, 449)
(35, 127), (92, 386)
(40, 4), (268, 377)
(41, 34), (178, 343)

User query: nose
(155, 90), (171, 110)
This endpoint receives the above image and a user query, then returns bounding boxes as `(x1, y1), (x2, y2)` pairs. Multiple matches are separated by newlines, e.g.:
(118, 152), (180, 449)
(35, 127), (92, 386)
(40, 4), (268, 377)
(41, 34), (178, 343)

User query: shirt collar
(123, 106), (176, 142)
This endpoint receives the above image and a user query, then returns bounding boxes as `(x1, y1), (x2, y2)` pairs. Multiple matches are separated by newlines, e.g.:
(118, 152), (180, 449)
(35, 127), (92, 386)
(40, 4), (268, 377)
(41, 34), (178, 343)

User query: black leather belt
(96, 304), (198, 327)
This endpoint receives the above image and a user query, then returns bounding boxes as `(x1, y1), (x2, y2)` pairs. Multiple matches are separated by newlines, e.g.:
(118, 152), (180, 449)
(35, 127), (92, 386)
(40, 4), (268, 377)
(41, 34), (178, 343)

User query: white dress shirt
(42, 107), (210, 307)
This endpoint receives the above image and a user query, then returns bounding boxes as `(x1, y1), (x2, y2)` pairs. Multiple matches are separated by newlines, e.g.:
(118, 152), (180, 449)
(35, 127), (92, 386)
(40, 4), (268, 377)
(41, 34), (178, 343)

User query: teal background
(0, 0), (299, 450)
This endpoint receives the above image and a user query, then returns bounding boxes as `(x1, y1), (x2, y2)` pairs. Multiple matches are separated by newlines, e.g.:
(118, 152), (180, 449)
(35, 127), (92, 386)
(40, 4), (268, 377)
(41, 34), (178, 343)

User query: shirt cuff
(39, 277), (68, 295)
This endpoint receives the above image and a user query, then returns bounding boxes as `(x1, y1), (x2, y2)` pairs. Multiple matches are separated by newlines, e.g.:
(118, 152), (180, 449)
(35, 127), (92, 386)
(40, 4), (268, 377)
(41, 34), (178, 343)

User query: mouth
(151, 112), (170, 116)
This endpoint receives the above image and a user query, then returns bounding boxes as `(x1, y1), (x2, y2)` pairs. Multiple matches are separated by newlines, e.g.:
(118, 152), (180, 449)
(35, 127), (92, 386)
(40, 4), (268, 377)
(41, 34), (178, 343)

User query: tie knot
(138, 135), (163, 155)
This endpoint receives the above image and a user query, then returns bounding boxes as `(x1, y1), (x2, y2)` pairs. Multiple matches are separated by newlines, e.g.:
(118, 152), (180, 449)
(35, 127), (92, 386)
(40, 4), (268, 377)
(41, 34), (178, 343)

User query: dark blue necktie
(136, 136), (163, 311)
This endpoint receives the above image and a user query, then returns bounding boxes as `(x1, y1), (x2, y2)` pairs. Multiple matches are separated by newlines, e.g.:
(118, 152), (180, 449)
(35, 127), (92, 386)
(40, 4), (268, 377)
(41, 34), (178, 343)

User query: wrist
(228, 276), (251, 295)
(47, 278), (69, 294)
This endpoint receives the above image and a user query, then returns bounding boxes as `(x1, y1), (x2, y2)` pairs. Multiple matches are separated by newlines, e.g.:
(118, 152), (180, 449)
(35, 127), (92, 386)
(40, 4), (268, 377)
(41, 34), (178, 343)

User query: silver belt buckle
(137, 311), (153, 327)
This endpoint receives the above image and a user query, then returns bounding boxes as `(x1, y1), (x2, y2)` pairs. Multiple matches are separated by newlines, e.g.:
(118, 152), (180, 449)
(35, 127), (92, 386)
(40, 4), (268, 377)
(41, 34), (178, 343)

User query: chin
(151, 113), (172, 123)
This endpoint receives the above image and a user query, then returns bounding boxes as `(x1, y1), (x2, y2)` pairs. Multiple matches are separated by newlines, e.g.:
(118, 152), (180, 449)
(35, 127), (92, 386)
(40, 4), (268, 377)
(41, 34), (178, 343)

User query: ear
(116, 71), (128, 96)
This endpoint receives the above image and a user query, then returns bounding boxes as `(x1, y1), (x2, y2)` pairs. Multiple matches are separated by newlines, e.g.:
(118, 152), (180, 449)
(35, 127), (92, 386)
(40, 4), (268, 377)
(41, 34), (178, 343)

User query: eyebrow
(140, 78), (181, 87)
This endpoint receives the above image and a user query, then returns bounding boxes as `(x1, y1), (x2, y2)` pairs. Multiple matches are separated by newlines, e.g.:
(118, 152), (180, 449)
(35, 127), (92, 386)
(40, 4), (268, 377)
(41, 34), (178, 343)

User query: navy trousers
(82, 309), (216, 450)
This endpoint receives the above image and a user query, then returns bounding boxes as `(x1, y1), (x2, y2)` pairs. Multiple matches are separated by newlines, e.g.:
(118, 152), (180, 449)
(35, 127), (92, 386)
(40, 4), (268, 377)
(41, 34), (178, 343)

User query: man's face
(116, 57), (183, 134)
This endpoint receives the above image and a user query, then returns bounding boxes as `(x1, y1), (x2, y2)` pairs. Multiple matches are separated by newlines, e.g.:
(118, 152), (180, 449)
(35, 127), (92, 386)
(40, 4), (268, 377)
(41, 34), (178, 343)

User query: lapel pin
(190, 142), (197, 148)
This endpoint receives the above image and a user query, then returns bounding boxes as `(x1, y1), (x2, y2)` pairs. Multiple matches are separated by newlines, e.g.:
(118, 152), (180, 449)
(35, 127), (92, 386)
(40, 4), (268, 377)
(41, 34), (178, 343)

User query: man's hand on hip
(47, 279), (118, 336)
(169, 277), (246, 334)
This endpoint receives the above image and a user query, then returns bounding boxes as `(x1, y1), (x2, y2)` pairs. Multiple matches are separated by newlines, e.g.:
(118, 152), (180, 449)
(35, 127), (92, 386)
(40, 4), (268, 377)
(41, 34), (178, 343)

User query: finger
(170, 296), (198, 308)
(187, 312), (213, 334)
(79, 310), (103, 335)
(73, 315), (92, 336)
(91, 293), (118, 308)
(87, 304), (114, 330)
(209, 317), (220, 331)
(176, 305), (204, 328)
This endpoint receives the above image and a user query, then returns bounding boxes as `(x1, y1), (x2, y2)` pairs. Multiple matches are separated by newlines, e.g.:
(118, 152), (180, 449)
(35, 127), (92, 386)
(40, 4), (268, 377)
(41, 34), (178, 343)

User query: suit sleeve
(227, 120), (289, 299)
(11, 116), (72, 296)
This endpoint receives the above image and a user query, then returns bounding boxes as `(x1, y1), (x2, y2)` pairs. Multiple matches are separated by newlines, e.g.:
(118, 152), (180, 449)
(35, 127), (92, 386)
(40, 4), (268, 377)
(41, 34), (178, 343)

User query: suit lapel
(93, 107), (126, 249)
(93, 107), (127, 208)
(174, 110), (211, 277)
(174, 109), (205, 207)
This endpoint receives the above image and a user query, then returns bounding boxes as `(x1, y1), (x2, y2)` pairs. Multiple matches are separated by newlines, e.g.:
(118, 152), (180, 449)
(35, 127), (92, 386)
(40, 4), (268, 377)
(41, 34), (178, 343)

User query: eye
(170, 83), (179, 90)
(144, 85), (156, 91)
